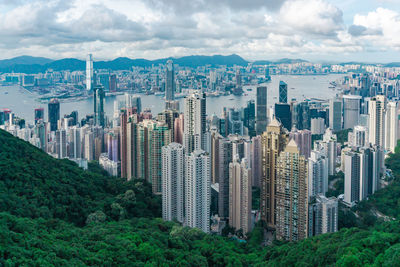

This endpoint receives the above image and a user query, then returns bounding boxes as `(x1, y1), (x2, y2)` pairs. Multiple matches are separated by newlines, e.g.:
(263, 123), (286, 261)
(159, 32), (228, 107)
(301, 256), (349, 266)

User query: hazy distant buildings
(165, 60), (175, 102)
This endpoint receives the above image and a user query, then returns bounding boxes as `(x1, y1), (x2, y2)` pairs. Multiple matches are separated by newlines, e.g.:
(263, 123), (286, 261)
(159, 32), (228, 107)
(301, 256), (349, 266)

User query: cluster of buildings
(1, 55), (400, 243)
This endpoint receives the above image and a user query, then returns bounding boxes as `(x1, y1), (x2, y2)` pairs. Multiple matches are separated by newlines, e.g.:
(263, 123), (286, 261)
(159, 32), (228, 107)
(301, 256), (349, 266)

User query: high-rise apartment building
(308, 195), (338, 237)
(162, 143), (185, 223)
(260, 118), (287, 227)
(185, 150), (211, 233)
(229, 157), (252, 233)
(385, 101), (398, 153)
(34, 108), (44, 125)
(184, 93), (206, 154)
(275, 139), (308, 241)
(308, 150), (328, 198)
(368, 95), (386, 147)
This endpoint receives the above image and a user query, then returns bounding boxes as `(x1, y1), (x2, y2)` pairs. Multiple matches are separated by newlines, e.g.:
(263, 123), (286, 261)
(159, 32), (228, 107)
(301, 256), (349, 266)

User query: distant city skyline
(0, 0), (399, 62)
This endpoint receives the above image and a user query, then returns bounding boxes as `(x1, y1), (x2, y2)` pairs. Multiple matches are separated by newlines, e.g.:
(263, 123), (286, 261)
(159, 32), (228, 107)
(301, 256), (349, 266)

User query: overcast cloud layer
(0, 0), (399, 62)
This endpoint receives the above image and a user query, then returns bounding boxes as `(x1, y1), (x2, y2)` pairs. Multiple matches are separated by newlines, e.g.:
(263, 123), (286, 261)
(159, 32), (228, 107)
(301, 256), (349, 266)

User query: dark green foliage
(2, 129), (400, 265)
(0, 129), (160, 226)
(335, 128), (352, 145)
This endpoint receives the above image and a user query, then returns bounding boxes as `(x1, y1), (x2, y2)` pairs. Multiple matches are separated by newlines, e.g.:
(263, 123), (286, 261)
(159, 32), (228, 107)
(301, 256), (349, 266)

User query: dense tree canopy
(1, 129), (400, 265)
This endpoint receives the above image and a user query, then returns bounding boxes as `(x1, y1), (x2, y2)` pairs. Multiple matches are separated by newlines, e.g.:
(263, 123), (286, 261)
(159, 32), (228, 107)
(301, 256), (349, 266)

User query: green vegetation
(2, 129), (400, 265)
(335, 128), (352, 145)
(326, 171), (344, 198)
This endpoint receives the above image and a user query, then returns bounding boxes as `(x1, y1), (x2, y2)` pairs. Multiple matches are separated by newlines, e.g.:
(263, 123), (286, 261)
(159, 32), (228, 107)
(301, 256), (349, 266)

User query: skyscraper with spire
(260, 118), (288, 228)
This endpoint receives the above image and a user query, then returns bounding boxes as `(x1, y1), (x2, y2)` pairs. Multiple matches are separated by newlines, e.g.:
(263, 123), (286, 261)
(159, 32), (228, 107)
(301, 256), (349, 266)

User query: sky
(0, 0), (399, 62)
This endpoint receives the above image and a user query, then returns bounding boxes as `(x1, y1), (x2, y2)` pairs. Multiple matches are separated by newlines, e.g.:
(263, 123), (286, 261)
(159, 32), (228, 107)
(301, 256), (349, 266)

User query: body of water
(0, 74), (343, 124)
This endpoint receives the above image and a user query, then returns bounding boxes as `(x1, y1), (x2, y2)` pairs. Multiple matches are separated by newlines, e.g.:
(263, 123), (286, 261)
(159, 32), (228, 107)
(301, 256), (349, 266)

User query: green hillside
(1, 129), (400, 266)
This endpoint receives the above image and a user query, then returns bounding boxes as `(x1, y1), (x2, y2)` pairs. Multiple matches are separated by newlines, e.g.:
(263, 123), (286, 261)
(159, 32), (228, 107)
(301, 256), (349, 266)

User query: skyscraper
(165, 60), (175, 101)
(48, 99), (60, 132)
(256, 86), (268, 135)
(329, 98), (342, 131)
(275, 139), (308, 241)
(368, 95), (386, 147)
(279, 81), (288, 103)
(289, 128), (312, 159)
(86, 54), (93, 91)
(275, 103), (292, 131)
(185, 150), (211, 233)
(94, 85), (105, 127)
(308, 150), (328, 198)
(260, 118), (288, 227)
(385, 101), (398, 153)
(183, 93), (206, 154)
(162, 143), (185, 223)
(34, 108), (44, 125)
(342, 95), (361, 130)
(229, 156), (252, 233)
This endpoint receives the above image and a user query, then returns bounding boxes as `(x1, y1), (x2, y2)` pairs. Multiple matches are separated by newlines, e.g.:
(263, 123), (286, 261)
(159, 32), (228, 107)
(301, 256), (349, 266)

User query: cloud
(280, 0), (343, 37)
(0, 0), (397, 61)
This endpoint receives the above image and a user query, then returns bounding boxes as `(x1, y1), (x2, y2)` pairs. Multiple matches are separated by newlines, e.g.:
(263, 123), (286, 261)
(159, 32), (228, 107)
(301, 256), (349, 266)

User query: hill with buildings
(1, 129), (400, 265)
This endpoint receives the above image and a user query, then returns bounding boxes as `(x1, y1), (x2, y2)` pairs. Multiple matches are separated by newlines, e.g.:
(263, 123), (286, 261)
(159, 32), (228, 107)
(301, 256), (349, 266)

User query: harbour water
(0, 74), (344, 124)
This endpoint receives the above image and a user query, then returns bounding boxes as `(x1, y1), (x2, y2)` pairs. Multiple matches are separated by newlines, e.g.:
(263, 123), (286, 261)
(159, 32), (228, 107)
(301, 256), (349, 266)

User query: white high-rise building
(185, 150), (211, 233)
(342, 95), (361, 130)
(183, 93), (206, 154)
(229, 156), (252, 234)
(385, 101), (398, 153)
(86, 54), (93, 91)
(308, 150), (328, 198)
(368, 95), (386, 147)
(162, 143), (185, 223)
(349, 125), (368, 148)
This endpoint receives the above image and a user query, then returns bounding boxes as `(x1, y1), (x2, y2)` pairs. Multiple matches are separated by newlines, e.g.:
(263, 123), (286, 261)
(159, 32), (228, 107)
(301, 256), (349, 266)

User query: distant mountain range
(0, 54), (398, 74)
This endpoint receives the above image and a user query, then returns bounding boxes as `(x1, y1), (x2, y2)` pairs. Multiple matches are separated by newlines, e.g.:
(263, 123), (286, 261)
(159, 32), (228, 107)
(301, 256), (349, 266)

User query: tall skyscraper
(48, 99), (60, 132)
(256, 86), (268, 135)
(275, 103), (292, 131)
(162, 143), (185, 223)
(342, 95), (361, 130)
(35, 120), (47, 152)
(385, 101), (398, 153)
(275, 139), (308, 241)
(217, 137), (233, 219)
(34, 108), (44, 125)
(185, 150), (211, 233)
(165, 60), (175, 101)
(279, 81), (288, 103)
(369, 95), (386, 147)
(260, 118), (287, 227)
(94, 85), (105, 127)
(329, 98), (342, 132)
(229, 156), (252, 233)
(251, 135), (262, 188)
(86, 54), (93, 91)
(183, 93), (206, 154)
